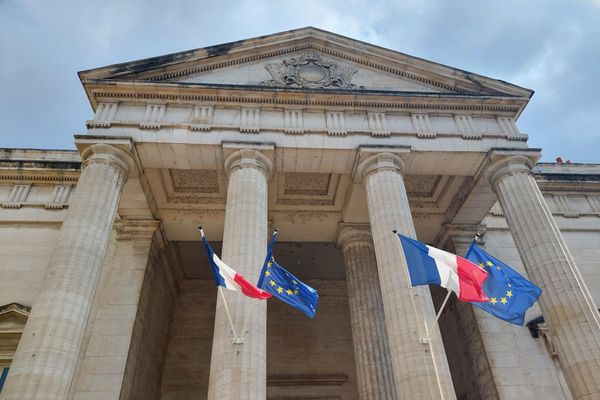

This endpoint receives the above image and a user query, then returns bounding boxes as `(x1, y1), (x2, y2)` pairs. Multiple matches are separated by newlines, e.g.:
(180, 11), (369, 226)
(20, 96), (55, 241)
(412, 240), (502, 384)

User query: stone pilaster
(0, 142), (134, 400)
(357, 151), (456, 400)
(336, 223), (396, 400)
(438, 224), (500, 400)
(487, 151), (600, 400)
(207, 148), (272, 400)
(70, 219), (160, 399)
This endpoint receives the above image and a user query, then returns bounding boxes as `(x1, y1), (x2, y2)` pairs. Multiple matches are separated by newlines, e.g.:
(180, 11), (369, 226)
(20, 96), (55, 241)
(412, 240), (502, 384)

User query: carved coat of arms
(262, 51), (360, 89)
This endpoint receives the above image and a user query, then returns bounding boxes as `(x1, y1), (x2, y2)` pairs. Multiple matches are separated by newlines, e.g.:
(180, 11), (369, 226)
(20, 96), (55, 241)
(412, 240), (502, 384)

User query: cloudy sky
(1, 0), (599, 162)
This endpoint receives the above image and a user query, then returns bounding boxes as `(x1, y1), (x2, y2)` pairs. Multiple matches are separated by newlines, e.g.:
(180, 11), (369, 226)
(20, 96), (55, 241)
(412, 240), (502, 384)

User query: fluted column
(0, 142), (133, 400)
(336, 223), (396, 400)
(488, 152), (600, 400)
(358, 152), (456, 400)
(207, 148), (272, 400)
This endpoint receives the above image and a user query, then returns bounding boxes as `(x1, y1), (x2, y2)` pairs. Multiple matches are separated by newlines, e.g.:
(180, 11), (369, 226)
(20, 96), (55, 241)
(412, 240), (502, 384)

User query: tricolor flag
(397, 233), (489, 303)
(200, 228), (272, 300)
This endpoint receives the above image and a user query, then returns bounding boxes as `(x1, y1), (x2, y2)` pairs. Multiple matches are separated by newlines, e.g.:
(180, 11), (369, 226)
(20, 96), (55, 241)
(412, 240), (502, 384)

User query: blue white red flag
(397, 234), (489, 303)
(200, 228), (272, 300)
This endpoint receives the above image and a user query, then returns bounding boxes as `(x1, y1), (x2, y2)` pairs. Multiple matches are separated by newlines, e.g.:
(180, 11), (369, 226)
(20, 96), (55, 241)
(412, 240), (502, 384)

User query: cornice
(86, 82), (525, 114)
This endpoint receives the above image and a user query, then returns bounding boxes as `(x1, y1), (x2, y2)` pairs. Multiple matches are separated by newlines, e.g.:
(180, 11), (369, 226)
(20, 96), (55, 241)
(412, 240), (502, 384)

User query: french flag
(200, 228), (272, 300)
(397, 234), (489, 303)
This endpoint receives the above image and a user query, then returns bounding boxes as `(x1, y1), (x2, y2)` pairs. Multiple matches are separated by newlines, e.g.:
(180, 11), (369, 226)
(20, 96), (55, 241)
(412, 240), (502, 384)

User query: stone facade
(1, 28), (599, 399)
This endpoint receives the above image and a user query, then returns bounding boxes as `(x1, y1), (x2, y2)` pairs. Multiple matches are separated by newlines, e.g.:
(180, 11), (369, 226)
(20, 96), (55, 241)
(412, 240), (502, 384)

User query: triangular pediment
(176, 49), (449, 93)
(79, 27), (533, 99)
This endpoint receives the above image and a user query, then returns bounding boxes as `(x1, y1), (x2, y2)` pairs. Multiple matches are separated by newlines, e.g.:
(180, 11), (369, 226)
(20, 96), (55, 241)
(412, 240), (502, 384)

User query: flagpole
(218, 286), (240, 343)
(422, 289), (452, 344)
(392, 230), (432, 342)
(199, 226), (241, 343)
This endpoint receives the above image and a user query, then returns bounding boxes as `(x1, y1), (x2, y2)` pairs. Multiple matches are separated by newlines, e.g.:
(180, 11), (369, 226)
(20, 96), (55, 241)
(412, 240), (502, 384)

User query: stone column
(0, 142), (133, 400)
(336, 223), (396, 400)
(487, 152), (600, 400)
(358, 152), (456, 400)
(207, 148), (271, 400)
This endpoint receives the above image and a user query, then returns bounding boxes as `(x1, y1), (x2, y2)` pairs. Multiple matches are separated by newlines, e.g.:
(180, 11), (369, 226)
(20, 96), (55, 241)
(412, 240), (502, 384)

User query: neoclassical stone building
(1, 27), (599, 400)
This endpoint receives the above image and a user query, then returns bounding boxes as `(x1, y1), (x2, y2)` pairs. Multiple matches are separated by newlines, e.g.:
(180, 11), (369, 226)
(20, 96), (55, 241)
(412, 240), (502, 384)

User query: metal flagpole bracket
(232, 337), (245, 345)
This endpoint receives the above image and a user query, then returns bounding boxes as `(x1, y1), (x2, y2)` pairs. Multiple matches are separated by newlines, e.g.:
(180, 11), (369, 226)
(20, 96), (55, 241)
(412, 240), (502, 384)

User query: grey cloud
(1, 0), (598, 161)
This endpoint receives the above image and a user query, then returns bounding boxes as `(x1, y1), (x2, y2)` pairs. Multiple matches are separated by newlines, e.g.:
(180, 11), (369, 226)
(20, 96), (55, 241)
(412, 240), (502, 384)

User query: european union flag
(466, 242), (542, 325)
(257, 231), (319, 318)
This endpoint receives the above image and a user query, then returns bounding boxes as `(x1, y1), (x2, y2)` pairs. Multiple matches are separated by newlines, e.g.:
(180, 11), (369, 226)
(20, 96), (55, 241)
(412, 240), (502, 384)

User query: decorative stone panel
(45, 185), (71, 209)
(240, 107), (260, 133)
(497, 116), (527, 140)
(326, 111), (346, 136)
(411, 114), (436, 138)
(262, 50), (359, 89)
(403, 175), (441, 197)
(454, 115), (481, 139)
(554, 194), (579, 218)
(368, 112), (390, 137)
(284, 109), (304, 135)
(588, 195), (600, 214)
(87, 102), (118, 128)
(284, 173), (330, 196)
(2, 184), (31, 208)
(169, 169), (219, 194)
(141, 104), (166, 129)
(190, 105), (214, 131)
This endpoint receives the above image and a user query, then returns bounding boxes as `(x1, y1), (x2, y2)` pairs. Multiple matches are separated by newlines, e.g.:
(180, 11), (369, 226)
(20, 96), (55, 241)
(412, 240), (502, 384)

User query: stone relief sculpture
(261, 51), (362, 89)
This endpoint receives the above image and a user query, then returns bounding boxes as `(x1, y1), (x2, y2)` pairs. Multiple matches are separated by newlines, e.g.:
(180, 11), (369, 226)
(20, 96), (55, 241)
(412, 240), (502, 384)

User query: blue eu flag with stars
(257, 231), (319, 318)
(466, 242), (541, 325)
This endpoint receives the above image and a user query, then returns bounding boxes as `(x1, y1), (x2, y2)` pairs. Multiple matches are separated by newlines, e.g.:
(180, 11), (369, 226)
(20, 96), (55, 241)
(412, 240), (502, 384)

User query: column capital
(435, 223), (486, 255)
(484, 149), (540, 188)
(76, 137), (137, 178)
(223, 147), (273, 177)
(336, 223), (372, 249)
(357, 151), (407, 180)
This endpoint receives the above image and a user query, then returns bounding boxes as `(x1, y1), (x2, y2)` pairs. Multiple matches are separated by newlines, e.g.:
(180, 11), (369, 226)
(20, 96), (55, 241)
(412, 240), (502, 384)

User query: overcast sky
(1, 0), (599, 162)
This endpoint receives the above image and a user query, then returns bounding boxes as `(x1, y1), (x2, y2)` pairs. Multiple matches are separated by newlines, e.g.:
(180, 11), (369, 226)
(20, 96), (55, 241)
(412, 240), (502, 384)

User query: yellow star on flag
(277, 286), (284, 294)
(269, 280), (276, 286)
(500, 297), (508, 304)
(506, 290), (513, 298)
(267, 261), (272, 268)
(294, 289), (299, 294)
(265, 270), (271, 276)
(486, 261), (493, 266)
(286, 289), (293, 295)
(490, 298), (497, 305)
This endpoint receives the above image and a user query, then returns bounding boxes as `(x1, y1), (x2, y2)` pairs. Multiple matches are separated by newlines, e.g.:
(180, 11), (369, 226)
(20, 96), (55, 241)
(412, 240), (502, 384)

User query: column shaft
(491, 158), (600, 400)
(207, 149), (270, 400)
(360, 153), (456, 400)
(341, 233), (396, 400)
(0, 145), (131, 400)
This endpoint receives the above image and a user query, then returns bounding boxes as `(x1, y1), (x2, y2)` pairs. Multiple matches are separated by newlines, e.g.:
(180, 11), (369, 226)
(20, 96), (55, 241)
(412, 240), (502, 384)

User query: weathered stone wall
(121, 238), (180, 399)
(0, 222), (60, 307)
